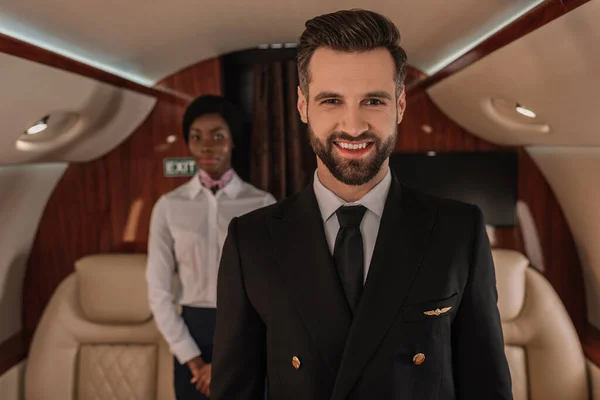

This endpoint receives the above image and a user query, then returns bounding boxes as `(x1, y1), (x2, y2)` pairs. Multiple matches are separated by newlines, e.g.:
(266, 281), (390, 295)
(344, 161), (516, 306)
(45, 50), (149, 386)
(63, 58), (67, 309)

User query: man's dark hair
(182, 95), (243, 146)
(297, 9), (408, 96)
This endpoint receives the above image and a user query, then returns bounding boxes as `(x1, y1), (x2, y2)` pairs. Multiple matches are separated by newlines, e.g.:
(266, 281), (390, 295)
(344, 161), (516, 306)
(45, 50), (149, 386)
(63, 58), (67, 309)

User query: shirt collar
(185, 170), (244, 200)
(312, 167), (391, 222)
(221, 172), (244, 199)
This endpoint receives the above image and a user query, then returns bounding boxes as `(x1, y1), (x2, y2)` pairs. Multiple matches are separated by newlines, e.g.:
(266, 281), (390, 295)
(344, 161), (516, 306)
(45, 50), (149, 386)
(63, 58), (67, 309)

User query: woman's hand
(187, 356), (211, 396)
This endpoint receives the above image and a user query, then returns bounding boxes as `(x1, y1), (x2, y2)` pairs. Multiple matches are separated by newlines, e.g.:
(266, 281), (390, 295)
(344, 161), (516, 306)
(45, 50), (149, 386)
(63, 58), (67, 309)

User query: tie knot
(336, 205), (366, 228)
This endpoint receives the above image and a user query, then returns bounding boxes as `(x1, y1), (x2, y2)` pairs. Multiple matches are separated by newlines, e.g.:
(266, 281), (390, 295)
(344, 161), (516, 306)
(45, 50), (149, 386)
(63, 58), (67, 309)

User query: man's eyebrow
(365, 91), (393, 100)
(314, 92), (342, 102)
(313, 91), (393, 101)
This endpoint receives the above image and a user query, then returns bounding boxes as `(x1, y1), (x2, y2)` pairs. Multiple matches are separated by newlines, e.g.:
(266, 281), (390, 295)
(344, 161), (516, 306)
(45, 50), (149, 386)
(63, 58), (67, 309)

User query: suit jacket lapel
(269, 185), (352, 378)
(330, 177), (438, 400)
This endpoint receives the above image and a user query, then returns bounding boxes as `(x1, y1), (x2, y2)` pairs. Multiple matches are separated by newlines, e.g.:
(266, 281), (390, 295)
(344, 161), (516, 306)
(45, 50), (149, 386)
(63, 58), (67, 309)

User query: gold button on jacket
(413, 353), (425, 365)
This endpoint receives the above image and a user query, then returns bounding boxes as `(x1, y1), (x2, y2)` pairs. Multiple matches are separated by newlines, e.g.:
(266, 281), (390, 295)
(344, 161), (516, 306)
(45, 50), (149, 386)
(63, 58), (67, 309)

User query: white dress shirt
(312, 167), (392, 281)
(146, 172), (276, 364)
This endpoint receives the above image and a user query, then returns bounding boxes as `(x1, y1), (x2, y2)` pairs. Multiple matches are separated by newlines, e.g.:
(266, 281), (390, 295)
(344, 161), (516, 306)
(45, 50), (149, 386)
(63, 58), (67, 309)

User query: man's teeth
(337, 142), (369, 150)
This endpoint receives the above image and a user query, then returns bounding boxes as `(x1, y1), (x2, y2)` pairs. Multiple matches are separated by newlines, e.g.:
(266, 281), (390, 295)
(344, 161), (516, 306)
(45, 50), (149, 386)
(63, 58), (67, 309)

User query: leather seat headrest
(75, 253), (150, 324)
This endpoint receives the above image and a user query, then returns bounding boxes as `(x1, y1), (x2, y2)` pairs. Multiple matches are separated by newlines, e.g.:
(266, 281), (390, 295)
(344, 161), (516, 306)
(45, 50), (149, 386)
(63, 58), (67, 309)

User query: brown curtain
(250, 60), (316, 200)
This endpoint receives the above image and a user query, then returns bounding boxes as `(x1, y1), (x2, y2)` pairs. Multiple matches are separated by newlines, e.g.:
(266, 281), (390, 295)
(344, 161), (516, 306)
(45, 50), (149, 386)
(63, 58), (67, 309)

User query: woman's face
(187, 113), (233, 178)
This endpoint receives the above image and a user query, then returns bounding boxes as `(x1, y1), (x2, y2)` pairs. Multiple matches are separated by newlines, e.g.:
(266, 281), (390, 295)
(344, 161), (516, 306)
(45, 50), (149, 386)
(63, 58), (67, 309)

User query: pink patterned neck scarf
(198, 168), (234, 192)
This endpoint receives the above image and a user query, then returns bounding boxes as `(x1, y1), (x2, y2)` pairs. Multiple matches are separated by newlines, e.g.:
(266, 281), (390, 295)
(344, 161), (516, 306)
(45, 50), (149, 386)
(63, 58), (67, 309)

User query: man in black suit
(211, 9), (513, 400)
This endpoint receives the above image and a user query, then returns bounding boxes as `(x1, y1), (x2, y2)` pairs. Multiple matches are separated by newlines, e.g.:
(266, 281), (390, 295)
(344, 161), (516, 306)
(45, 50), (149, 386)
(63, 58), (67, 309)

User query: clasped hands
(187, 355), (211, 396)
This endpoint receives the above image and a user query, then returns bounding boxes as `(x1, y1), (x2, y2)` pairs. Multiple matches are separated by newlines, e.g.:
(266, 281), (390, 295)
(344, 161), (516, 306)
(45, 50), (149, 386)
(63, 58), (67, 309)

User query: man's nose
(340, 108), (368, 137)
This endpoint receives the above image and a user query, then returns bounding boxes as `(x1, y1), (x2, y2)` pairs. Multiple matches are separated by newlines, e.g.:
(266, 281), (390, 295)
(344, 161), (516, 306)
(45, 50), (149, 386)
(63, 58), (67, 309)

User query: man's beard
(308, 122), (397, 186)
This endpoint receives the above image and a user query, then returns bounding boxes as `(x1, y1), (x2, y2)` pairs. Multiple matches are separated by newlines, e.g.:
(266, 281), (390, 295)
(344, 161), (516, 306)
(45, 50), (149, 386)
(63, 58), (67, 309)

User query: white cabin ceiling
(0, 0), (544, 85)
(0, 53), (156, 164)
(428, 0), (600, 147)
(1, 0), (597, 148)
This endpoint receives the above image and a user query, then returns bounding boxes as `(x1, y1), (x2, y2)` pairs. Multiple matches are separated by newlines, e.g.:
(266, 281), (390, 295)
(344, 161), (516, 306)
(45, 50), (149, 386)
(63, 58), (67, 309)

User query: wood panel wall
(22, 58), (222, 344)
(397, 89), (500, 152)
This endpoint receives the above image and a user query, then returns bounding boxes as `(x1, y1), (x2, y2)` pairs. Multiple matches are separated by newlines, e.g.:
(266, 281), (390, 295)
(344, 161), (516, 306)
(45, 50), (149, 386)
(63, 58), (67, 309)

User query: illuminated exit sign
(163, 157), (197, 177)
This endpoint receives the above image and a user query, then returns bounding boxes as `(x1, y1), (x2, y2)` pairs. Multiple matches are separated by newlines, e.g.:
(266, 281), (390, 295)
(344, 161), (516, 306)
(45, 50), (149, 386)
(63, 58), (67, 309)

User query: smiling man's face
(297, 47), (406, 186)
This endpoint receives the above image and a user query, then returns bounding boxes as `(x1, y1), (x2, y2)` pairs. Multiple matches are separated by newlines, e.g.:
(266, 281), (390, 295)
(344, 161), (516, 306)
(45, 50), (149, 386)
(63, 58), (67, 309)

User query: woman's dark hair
(181, 95), (243, 146)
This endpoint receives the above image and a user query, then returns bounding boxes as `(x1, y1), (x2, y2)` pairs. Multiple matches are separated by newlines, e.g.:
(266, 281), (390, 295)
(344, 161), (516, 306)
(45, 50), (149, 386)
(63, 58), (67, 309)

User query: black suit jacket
(211, 175), (513, 400)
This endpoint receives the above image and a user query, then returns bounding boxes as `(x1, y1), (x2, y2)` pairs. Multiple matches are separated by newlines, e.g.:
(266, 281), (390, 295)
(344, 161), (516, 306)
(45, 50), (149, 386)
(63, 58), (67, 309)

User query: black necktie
(333, 205), (367, 314)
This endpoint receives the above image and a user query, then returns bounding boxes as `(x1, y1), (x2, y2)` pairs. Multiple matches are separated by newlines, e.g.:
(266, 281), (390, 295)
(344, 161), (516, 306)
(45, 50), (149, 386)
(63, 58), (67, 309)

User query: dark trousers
(174, 306), (216, 400)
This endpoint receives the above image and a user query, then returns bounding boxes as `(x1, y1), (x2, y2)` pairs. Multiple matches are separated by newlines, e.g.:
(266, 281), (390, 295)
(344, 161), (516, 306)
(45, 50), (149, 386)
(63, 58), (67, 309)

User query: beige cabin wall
(528, 147), (600, 330)
(0, 164), (66, 344)
(0, 360), (25, 400)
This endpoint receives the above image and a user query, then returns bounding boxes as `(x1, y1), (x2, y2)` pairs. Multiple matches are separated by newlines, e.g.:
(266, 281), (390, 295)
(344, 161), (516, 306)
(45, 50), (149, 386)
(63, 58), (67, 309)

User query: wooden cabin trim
(583, 324), (600, 367)
(561, 0), (591, 12)
(406, 0), (591, 95)
(0, 332), (26, 377)
(0, 33), (188, 105)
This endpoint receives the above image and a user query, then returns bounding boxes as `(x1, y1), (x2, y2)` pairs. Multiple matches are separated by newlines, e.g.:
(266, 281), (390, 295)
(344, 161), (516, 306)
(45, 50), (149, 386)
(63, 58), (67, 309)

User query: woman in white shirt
(146, 95), (276, 399)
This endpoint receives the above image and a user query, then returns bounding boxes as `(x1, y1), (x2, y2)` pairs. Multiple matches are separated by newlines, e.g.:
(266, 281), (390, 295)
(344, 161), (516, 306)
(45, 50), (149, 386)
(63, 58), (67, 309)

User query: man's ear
(397, 88), (407, 123)
(297, 86), (308, 124)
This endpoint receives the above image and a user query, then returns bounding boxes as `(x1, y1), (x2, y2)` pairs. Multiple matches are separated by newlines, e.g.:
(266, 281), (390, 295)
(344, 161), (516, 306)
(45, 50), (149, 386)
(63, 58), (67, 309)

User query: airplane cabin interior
(1, 0), (599, 399)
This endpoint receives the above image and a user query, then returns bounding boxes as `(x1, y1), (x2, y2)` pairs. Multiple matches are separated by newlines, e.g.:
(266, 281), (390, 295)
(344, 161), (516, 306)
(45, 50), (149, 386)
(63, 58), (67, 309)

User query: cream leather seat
(492, 249), (589, 400)
(24, 254), (175, 400)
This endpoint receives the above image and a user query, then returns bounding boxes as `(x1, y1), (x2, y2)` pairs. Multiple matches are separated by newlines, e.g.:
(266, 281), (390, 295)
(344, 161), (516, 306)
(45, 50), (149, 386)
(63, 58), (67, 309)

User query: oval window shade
(482, 97), (550, 135)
